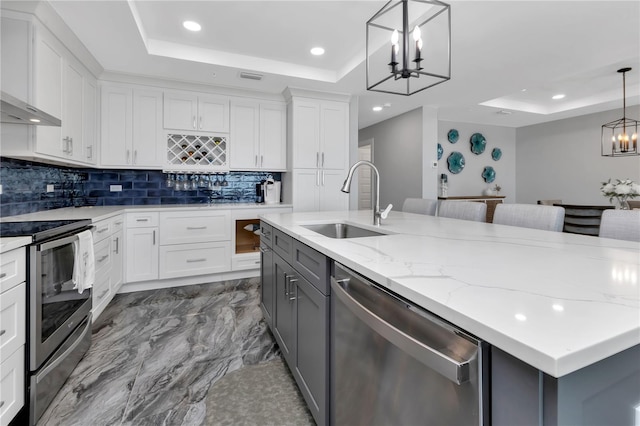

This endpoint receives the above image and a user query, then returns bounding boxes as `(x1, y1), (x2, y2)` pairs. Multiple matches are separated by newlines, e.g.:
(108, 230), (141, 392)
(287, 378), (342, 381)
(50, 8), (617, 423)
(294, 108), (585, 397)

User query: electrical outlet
(47, 184), (55, 192)
(0, 184), (3, 195)
(110, 185), (123, 192)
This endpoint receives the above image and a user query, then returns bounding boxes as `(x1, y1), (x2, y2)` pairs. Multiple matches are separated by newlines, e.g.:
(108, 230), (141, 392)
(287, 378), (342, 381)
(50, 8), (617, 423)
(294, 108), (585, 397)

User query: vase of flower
(601, 179), (639, 209)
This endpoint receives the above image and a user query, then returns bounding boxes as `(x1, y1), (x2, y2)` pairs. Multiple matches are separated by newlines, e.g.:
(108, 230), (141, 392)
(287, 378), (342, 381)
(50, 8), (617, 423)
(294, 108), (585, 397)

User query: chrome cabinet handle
(69, 137), (73, 155)
(288, 278), (298, 302)
(134, 150), (138, 164)
(255, 155), (258, 166)
(97, 227), (109, 233)
(0, 401), (4, 408)
(98, 255), (108, 262)
(193, 116), (196, 129)
(87, 146), (93, 159)
(136, 218), (149, 222)
(127, 149), (131, 164)
(153, 230), (156, 245)
(0, 272), (6, 279)
(322, 170), (325, 186)
(62, 137), (71, 153)
(0, 329), (6, 336)
(316, 152), (319, 167)
(186, 258), (206, 263)
(316, 170), (320, 186)
(260, 155), (264, 166)
(186, 226), (207, 230)
(322, 152), (325, 167)
(259, 246), (271, 253)
(284, 273), (289, 297)
(113, 237), (119, 254)
(199, 116), (203, 129)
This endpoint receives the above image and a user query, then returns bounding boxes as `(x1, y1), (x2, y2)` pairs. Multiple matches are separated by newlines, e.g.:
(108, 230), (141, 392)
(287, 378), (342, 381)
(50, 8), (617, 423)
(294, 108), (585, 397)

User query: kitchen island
(260, 209), (640, 425)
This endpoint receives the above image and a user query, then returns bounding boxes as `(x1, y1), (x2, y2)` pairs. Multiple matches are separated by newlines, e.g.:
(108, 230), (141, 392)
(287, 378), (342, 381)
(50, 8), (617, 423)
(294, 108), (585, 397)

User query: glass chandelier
(601, 67), (639, 157)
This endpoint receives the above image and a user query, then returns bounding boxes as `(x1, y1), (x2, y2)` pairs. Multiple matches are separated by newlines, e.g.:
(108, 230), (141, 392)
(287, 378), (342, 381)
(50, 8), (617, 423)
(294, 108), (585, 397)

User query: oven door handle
(38, 233), (79, 251)
(35, 316), (92, 382)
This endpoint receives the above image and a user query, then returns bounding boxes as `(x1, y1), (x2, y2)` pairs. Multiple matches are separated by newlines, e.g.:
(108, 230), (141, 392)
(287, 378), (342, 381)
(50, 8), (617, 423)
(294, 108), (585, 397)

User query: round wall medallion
(492, 148), (502, 161)
(470, 133), (487, 155)
(482, 166), (496, 183)
(447, 129), (459, 144)
(447, 151), (465, 174)
(437, 143), (443, 160)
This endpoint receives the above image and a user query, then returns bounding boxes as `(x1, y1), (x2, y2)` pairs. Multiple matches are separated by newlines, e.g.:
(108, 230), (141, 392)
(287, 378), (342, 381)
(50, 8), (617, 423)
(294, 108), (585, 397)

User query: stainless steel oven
(0, 219), (94, 425)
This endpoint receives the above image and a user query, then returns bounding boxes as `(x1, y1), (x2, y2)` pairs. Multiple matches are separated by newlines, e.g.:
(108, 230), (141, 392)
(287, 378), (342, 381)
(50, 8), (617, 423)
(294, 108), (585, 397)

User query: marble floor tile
(37, 278), (281, 426)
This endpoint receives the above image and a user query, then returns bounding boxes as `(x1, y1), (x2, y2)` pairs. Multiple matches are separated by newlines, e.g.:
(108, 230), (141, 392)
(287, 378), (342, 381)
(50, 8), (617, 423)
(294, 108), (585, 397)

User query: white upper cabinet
(230, 100), (286, 171)
(100, 84), (163, 168)
(164, 91), (229, 133)
(291, 100), (321, 169)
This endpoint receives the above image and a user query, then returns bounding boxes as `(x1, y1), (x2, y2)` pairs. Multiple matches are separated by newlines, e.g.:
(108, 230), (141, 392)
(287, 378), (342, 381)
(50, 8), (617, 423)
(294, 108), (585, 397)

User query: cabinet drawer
(293, 240), (329, 295)
(259, 221), (273, 246)
(92, 273), (112, 319)
(111, 215), (125, 232)
(93, 237), (111, 275)
(126, 212), (159, 228)
(232, 253), (261, 271)
(0, 282), (25, 361)
(159, 242), (231, 279)
(273, 228), (293, 263)
(0, 345), (24, 426)
(0, 247), (25, 294)
(160, 210), (230, 245)
(92, 219), (112, 243)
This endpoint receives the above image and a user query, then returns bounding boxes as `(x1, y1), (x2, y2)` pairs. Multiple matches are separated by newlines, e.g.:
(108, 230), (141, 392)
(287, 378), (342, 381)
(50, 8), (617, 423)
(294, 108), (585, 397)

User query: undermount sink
(302, 223), (387, 239)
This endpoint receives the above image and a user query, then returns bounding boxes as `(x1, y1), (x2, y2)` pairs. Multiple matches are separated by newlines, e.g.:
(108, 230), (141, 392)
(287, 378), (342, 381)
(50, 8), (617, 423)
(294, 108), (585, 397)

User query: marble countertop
(1, 203), (293, 223)
(261, 210), (640, 378)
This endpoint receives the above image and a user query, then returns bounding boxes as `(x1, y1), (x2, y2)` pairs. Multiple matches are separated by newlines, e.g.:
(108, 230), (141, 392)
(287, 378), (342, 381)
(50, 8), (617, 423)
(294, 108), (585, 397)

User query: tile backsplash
(0, 157), (281, 217)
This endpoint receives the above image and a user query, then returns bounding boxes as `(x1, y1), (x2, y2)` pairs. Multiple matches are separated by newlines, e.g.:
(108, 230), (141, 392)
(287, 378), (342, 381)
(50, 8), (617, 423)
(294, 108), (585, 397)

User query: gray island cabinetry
(260, 221), (330, 426)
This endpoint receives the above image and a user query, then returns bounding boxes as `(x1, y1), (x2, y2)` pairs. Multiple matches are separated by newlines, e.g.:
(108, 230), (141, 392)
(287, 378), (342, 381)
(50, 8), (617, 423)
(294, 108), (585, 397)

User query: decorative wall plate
(482, 166), (496, 183)
(447, 151), (465, 174)
(470, 133), (486, 155)
(447, 129), (459, 143)
(492, 148), (502, 161)
(437, 143), (443, 160)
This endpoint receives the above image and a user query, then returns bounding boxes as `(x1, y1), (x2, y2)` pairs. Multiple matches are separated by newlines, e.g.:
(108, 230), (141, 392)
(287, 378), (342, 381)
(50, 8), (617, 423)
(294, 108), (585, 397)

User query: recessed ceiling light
(183, 21), (201, 32)
(515, 313), (527, 322)
(521, 88), (527, 92)
(29, 118), (40, 123)
(372, 106), (383, 112)
(552, 94), (565, 100)
(310, 47), (325, 56)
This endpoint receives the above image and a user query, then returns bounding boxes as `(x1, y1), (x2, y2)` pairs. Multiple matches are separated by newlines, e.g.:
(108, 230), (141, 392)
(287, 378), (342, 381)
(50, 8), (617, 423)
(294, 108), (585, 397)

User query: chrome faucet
(341, 160), (393, 226)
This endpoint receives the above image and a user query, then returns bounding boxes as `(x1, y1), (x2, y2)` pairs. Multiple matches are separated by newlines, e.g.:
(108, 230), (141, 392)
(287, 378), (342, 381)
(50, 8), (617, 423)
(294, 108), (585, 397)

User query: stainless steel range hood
(1, 91), (61, 126)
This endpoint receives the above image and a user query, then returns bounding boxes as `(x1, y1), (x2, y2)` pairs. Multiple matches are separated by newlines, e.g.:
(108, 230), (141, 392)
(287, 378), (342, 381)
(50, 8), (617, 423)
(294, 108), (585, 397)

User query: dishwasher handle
(331, 276), (475, 385)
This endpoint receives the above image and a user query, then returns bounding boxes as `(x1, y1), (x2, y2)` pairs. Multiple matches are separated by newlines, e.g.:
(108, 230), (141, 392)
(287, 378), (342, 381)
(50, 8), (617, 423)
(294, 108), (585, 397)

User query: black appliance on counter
(0, 219), (93, 425)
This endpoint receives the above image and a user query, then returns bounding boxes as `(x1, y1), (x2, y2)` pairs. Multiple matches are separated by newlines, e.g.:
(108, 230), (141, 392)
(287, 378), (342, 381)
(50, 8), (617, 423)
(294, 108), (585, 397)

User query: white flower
(615, 185), (632, 195)
(632, 183), (640, 195)
(601, 183), (615, 194)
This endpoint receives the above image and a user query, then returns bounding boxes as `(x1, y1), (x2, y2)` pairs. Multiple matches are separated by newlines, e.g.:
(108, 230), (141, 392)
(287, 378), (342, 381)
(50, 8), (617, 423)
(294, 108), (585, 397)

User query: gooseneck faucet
(341, 160), (393, 226)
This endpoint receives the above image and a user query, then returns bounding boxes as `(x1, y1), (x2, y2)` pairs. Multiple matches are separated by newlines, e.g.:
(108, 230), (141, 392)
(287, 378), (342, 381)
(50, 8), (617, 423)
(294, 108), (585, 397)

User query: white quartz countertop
(261, 210), (640, 378)
(1, 203), (292, 223)
(0, 236), (32, 253)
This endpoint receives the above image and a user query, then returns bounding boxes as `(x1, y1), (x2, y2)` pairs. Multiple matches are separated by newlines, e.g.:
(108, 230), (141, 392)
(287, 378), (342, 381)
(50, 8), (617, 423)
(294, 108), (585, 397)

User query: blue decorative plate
(447, 151), (465, 174)
(482, 166), (496, 183)
(447, 129), (459, 144)
(437, 143), (443, 160)
(492, 148), (502, 161)
(470, 133), (486, 155)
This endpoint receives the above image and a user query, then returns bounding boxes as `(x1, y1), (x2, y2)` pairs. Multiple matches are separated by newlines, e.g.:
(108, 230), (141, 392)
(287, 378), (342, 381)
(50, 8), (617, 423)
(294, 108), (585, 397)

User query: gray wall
(516, 106), (640, 205)
(359, 108), (423, 210)
(438, 121), (517, 202)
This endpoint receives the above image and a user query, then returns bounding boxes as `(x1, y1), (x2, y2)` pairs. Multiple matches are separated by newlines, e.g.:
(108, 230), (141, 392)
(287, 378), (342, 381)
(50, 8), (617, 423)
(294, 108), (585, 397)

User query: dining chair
(438, 201), (487, 222)
(627, 200), (640, 210)
(537, 199), (562, 206)
(598, 210), (640, 242)
(493, 204), (565, 232)
(402, 198), (438, 216)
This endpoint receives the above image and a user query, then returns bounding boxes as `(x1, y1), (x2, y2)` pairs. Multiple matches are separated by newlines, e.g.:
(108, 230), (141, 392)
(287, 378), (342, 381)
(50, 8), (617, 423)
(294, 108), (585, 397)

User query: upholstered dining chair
(493, 204), (565, 232)
(599, 210), (640, 242)
(438, 201), (487, 222)
(402, 198), (438, 216)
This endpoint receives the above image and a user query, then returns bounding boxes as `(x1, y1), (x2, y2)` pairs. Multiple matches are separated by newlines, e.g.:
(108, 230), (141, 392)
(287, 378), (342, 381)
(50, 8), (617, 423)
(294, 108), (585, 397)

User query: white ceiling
(19, 1), (640, 129)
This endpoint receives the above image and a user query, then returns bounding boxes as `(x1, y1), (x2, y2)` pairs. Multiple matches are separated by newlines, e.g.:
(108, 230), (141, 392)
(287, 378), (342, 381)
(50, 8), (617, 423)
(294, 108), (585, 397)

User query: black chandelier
(366, 0), (451, 96)
(601, 67), (639, 157)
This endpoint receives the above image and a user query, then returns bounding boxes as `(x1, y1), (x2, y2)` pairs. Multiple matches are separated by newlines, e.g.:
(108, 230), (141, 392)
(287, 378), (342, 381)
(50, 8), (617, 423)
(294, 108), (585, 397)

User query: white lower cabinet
(159, 242), (231, 279)
(91, 214), (124, 320)
(0, 247), (26, 426)
(125, 226), (159, 283)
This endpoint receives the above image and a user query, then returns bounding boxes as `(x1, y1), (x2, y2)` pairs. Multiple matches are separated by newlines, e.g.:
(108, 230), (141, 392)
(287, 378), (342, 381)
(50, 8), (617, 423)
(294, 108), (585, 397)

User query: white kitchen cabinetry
(158, 210), (231, 279)
(0, 247), (26, 426)
(91, 215), (124, 319)
(230, 100), (286, 171)
(100, 84), (163, 168)
(164, 91), (230, 133)
(285, 90), (350, 212)
(125, 212), (159, 283)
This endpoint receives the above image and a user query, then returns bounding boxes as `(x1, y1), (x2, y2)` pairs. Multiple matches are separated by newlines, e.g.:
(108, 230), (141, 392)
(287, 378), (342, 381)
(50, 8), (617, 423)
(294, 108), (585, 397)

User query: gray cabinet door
(273, 254), (295, 364)
(260, 243), (274, 327)
(294, 274), (329, 426)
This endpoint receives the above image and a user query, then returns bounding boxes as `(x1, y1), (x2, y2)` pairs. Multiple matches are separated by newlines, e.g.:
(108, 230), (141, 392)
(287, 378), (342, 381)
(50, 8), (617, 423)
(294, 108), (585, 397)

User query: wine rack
(166, 134), (228, 171)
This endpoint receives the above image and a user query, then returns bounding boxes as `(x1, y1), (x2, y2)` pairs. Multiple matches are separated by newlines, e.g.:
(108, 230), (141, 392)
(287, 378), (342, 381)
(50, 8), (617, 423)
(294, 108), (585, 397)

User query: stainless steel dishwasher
(331, 262), (489, 425)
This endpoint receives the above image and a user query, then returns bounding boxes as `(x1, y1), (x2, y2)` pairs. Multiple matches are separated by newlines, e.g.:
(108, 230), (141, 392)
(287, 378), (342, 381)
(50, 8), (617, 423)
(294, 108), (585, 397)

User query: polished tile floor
(37, 278), (298, 426)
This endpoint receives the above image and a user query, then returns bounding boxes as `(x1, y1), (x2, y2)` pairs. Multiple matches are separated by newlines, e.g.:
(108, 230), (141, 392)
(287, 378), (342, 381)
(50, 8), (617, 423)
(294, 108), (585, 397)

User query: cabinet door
(294, 276), (328, 426)
(164, 92), (198, 131)
(320, 101), (348, 170)
(34, 25), (63, 158)
(292, 100), (320, 169)
(111, 230), (124, 291)
(198, 95), (229, 133)
(273, 255), (295, 364)
(125, 227), (159, 283)
(260, 103), (287, 170)
(82, 77), (97, 164)
(63, 60), (84, 161)
(320, 169), (349, 211)
(292, 169), (320, 212)
(132, 89), (163, 167)
(100, 86), (132, 166)
(260, 244), (274, 327)
(230, 100), (259, 170)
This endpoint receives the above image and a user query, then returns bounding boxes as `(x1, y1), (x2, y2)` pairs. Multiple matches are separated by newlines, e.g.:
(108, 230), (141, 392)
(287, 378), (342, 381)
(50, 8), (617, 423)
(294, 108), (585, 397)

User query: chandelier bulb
(413, 26), (421, 41)
(391, 29), (399, 45)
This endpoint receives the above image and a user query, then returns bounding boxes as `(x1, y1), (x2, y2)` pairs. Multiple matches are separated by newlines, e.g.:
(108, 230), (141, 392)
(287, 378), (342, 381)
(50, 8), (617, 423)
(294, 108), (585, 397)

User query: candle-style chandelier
(366, 0), (451, 96)
(601, 67), (639, 157)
